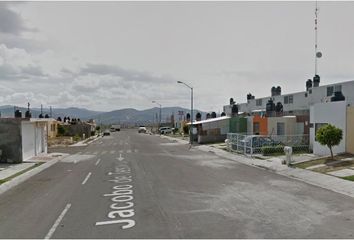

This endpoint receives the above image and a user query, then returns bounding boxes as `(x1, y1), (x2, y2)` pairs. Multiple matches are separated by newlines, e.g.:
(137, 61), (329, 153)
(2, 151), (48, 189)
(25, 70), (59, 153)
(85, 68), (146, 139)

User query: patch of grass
(342, 175), (354, 181)
(0, 162), (44, 185)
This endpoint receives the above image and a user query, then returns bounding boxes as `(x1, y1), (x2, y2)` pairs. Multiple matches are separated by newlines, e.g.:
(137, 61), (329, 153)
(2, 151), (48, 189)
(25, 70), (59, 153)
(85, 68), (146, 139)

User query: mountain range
(0, 105), (209, 125)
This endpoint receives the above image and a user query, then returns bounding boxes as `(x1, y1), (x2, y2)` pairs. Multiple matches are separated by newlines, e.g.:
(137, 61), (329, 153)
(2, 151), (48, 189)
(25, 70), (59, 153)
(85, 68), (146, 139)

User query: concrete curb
(159, 134), (354, 199)
(0, 156), (63, 195)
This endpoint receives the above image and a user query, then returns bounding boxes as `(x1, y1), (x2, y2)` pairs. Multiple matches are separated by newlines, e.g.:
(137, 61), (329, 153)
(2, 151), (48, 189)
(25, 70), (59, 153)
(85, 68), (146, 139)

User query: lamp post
(152, 100), (162, 131)
(177, 81), (193, 145)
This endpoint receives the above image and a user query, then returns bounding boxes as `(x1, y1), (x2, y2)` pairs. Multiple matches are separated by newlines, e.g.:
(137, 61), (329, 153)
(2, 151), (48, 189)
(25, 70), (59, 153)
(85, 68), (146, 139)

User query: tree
(316, 124), (343, 159)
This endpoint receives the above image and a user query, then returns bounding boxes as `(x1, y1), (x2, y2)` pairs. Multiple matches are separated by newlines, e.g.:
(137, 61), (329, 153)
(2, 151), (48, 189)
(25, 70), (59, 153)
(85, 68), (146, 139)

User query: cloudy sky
(1, 1), (354, 112)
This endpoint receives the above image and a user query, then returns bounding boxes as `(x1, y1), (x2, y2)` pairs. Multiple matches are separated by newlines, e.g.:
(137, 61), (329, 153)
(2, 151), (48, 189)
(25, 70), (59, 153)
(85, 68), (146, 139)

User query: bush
(91, 131), (96, 136)
(57, 125), (66, 136)
(261, 145), (284, 156)
(262, 145), (310, 156)
(73, 134), (81, 142)
(172, 128), (179, 134)
(316, 124), (343, 159)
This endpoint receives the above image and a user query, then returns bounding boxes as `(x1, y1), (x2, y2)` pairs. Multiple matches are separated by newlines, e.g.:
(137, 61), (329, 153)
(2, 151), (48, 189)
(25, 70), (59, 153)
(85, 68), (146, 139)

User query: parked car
(138, 126), (147, 133)
(159, 127), (173, 134)
(109, 127), (116, 132)
(103, 130), (111, 136)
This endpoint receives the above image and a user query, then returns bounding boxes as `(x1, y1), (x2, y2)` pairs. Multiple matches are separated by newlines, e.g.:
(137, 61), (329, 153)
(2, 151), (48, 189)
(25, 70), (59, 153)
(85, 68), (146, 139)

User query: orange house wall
(253, 115), (268, 135)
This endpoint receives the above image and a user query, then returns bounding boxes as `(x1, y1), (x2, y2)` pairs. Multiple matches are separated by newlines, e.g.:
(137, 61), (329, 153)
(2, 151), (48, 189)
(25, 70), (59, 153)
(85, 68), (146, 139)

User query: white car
(159, 127), (172, 134)
(138, 126), (147, 133)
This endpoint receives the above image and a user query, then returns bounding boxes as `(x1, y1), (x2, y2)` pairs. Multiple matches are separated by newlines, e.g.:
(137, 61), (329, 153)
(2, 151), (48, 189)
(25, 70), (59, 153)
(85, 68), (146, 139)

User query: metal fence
(226, 133), (310, 156)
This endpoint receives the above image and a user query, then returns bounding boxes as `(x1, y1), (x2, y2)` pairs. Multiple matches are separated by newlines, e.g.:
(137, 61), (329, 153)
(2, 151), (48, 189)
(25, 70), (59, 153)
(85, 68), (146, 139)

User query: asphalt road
(0, 129), (354, 238)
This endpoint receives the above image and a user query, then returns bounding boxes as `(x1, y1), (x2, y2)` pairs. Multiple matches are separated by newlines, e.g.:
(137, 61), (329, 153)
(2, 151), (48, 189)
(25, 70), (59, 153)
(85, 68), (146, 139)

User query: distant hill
(90, 107), (208, 125)
(0, 105), (210, 125)
(0, 105), (102, 119)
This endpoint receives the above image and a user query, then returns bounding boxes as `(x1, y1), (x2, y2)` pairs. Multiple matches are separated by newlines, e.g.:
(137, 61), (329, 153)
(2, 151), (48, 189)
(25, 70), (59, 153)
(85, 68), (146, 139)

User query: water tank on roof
(266, 98), (275, 113)
(271, 87), (277, 97)
(211, 112), (217, 118)
(306, 79), (313, 91)
(247, 93), (255, 100)
(313, 75), (320, 87)
(276, 86), (281, 96)
(15, 109), (22, 118)
(231, 104), (238, 116)
(275, 102), (283, 113)
(331, 91), (345, 102)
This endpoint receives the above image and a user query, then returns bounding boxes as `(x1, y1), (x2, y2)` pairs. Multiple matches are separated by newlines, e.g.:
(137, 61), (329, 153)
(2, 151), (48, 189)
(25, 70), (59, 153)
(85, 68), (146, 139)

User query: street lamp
(152, 100), (162, 131)
(177, 80), (193, 145)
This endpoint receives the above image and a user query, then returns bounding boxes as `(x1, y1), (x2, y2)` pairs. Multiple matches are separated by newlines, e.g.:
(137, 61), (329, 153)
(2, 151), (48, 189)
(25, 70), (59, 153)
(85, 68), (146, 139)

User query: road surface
(0, 129), (353, 238)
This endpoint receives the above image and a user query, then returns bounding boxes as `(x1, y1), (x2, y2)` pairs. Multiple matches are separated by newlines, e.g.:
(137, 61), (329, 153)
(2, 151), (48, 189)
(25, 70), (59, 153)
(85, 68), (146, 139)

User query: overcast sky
(1, 1), (354, 112)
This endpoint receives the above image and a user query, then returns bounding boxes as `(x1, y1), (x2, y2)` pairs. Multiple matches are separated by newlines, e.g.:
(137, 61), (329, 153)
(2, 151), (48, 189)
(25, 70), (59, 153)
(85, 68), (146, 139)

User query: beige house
(347, 106), (354, 154)
(46, 119), (59, 139)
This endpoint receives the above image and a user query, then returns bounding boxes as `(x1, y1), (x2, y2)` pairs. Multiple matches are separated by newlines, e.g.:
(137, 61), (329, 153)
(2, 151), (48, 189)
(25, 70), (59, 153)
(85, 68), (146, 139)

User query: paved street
(0, 129), (354, 238)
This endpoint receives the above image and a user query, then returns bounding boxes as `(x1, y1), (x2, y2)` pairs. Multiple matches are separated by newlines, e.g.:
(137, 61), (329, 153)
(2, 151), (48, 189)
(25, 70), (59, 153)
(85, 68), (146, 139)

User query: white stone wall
(310, 101), (347, 156)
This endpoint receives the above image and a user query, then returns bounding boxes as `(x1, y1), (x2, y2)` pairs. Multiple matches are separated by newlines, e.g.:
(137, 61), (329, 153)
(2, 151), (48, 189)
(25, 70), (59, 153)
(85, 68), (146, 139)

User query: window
(335, 85), (342, 92)
(327, 85), (342, 96)
(327, 86), (334, 96)
(256, 99), (262, 106)
(277, 122), (285, 135)
(284, 95), (293, 104)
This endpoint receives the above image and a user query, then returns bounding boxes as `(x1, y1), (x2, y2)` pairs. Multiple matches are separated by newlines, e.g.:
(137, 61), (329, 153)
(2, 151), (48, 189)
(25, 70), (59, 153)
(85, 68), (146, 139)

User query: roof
(187, 116), (230, 125)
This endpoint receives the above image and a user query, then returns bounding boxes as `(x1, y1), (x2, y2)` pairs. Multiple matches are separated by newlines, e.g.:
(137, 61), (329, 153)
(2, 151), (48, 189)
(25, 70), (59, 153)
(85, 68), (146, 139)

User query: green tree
(57, 124), (66, 136)
(316, 124), (343, 159)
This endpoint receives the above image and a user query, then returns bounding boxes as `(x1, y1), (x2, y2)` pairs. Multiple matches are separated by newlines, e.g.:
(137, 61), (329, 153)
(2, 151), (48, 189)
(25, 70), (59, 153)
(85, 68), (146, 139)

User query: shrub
(73, 134), (81, 142)
(57, 125), (66, 136)
(261, 145), (284, 156)
(316, 124), (343, 159)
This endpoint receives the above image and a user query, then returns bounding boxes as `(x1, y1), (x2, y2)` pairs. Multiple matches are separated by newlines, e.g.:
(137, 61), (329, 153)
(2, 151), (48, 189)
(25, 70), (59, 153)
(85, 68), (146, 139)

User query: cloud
(80, 63), (169, 83)
(0, 3), (33, 35)
(0, 44), (46, 80)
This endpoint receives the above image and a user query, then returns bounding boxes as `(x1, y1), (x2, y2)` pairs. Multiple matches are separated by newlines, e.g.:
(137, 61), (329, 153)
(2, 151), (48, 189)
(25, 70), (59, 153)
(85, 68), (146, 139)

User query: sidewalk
(0, 152), (68, 195)
(160, 135), (354, 199)
(69, 134), (102, 147)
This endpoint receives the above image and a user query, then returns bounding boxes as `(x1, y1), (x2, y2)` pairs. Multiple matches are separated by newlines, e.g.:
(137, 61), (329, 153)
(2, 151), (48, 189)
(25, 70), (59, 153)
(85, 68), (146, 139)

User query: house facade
(0, 118), (49, 163)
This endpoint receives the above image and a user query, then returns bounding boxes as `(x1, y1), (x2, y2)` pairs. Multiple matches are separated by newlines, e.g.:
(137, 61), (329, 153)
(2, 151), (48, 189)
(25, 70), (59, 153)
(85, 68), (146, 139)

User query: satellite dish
(316, 51), (322, 58)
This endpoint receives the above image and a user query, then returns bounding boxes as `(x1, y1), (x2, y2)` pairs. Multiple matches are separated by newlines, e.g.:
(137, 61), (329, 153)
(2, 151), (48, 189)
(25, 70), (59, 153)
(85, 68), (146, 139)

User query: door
(277, 122), (285, 135)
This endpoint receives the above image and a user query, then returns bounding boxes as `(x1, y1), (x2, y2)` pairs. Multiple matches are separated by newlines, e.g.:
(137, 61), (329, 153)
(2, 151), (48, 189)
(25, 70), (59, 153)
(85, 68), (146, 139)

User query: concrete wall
(61, 123), (92, 138)
(253, 115), (268, 135)
(0, 119), (23, 163)
(267, 116), (297, 136)
(346, 106), (354, 154)
(310, 101), (347, 156)
(21, 121), (48, 161)
(229, 117), (247, 133)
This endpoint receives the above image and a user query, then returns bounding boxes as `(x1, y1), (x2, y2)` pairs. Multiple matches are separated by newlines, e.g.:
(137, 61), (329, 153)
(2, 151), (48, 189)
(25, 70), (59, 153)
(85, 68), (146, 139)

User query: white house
(0, 118), (49, 163)
(224, 80), (354, 116)
(310, 101), (348, 156)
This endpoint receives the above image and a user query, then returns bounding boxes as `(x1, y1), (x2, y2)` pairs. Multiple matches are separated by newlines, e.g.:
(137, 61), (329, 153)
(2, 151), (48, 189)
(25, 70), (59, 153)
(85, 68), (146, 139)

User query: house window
(277, 122), (285, 135)
(335, 85), (342, 92)
(327, 85), (342, 96)
(284, 95), (293, 104)
(327, 86), (334, 96)
(256, 99), (262, 106)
